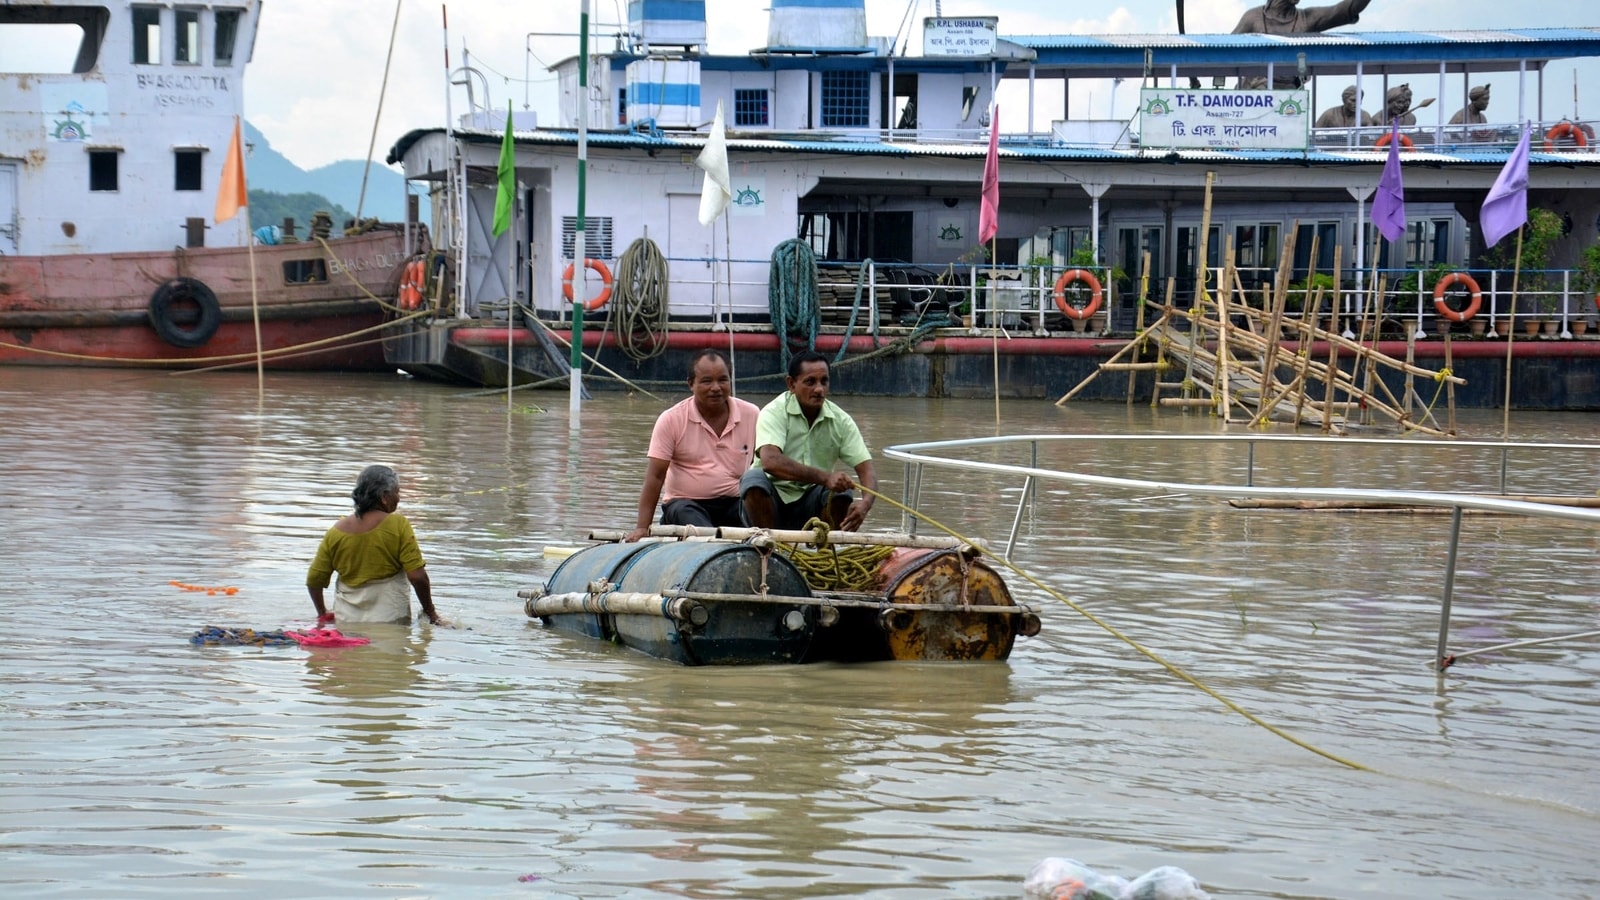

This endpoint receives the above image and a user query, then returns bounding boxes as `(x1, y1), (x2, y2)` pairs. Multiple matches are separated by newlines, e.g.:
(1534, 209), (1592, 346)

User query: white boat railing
(882, 433), (1600, 670)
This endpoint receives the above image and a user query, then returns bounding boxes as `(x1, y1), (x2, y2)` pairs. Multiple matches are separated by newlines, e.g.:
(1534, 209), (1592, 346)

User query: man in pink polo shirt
(625, 349), (760, 541)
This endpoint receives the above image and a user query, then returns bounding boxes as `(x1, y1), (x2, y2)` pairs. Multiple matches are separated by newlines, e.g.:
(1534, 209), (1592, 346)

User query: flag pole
(247, 204), (262, 400)
(979, 103), (1002, 427)
(1501, 227), (1524, 439)
(570, 0), (592, 430)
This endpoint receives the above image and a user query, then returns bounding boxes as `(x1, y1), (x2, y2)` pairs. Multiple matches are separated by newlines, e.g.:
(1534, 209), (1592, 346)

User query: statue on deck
(1232, 0), (1375, 36)
(1448, 84), (1491, 125)
(1315, 85), (1374, 128)
(1382, 83), (1435, 126)
(1232, 1), (1377, 89)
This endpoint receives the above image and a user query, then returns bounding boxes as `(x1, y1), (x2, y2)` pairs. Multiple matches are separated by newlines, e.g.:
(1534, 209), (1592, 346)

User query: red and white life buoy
(1374, 132), (1414, 151)
(1543, 121), (1589, 151)
(398, 260), (425, 310)
(1432, 272), (1483, 322)
(1051, 268), (1104, 320)
(562, 258), (614, 311)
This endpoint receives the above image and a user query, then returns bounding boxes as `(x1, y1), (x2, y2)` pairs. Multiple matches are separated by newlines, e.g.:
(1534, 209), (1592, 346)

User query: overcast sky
(6, 1), (1598, 169)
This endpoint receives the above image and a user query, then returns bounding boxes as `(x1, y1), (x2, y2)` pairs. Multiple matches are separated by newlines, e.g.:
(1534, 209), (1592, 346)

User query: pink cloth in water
(284, 627), (371, 648)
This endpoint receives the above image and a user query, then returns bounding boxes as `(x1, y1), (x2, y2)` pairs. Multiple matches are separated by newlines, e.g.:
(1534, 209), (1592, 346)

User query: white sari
(333, 571), (413, 624)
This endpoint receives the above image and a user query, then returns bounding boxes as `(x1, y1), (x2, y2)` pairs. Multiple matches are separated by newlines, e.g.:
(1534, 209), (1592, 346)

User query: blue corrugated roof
(388, 125), (1600, 169)
(1007, 28), (1600, 72)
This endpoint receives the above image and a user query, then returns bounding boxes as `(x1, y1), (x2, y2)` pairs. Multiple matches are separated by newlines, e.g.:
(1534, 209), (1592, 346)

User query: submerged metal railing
(883, 434), (1600, 671)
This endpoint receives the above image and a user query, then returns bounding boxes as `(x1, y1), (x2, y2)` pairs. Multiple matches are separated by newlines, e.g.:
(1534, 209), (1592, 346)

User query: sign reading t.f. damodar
(1140, 89), (1310, 151)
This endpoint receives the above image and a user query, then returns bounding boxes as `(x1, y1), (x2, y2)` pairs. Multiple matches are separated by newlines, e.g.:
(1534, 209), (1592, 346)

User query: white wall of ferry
(0, 2), (256, 257)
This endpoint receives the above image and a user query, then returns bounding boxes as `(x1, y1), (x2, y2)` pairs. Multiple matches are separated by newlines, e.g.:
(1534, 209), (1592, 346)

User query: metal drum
(532, 541), (816, 665)
(874, 548), (1026, 661)
(610, 542), (815, 665)
(533, 541), (658, 640)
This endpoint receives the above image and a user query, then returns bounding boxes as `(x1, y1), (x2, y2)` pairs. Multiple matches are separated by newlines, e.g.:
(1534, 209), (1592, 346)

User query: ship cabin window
(131, 6), (161, 65)
(1292, 221), (1339, 280)
(734, 89), (769, 127)
(174, 9), (201, 65)
(214, 9), (243, 66)
(617, 88), (628, 125)
(820, 71), (870, 128)
(88, 150), (119, 192)
(0, 11), (106, 75)
(1374, 219), (1453, 270)
(174, 149), (203, 191)
(283, 259), (328, 284)
(1234, 222), (1281, 290)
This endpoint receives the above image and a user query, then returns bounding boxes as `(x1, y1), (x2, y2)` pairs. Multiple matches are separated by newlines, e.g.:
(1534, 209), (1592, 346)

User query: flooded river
(1, 368), (1596, 898)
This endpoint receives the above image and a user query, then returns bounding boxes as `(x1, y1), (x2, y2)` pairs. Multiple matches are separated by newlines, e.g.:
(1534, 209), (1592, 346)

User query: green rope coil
(610, 237), (671, 361)
(768, 239), (821, 371)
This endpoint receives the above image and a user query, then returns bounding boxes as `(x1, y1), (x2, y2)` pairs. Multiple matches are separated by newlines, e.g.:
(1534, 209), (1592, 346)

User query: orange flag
(214, 116), (247, 224)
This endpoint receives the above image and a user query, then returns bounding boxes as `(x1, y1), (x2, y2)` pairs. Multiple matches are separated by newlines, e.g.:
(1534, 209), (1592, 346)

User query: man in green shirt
(740, 351), (877, 531)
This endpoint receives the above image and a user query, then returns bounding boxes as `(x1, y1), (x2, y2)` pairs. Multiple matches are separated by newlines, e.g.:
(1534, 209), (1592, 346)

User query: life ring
(1051, 268), (1104, 320)
(1374, 132), (1414, 150)
(148, 277), (221, 348)
(1543, 121), (1589, 151)
(1432, 272), (1482, 322)
(398, 259), (425, 310)
(562, 258), (613, 311)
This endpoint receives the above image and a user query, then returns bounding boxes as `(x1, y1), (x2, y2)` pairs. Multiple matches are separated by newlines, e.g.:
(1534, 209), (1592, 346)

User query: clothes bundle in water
(189, 626), (371, 648)
(189, 626), (298, 647)
(283, 628), (371, 648)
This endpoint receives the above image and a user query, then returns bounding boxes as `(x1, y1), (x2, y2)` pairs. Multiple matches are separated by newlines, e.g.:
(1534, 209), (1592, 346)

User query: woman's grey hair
(352, 465), (399, 514)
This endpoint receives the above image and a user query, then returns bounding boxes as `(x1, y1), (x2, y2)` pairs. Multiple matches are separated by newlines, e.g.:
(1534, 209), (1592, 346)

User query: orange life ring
(562, 258), (613, 311)
(1052, 268), (1104, 320)
(398, 260), (425, 310)
(1432, 272), (1482, 322)
(1374, 132), (1414, 150)
(1543, 121), (1589, 151)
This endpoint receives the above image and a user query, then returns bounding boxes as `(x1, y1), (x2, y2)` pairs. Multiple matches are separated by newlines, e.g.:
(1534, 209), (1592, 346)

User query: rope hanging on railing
(768, 238), (821, 371)
(610, 237), (671, 361)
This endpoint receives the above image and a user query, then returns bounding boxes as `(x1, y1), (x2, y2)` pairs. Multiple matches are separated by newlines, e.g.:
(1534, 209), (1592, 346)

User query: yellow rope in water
(857, 484), (1372, 772)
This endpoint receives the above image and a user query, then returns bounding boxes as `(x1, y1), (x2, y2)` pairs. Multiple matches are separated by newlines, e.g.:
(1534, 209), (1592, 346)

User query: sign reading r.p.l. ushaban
(1139, 89), (1310, 151)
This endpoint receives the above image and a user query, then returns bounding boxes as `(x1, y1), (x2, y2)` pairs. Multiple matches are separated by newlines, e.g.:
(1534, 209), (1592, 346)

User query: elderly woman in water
(307, 465), (446, 626)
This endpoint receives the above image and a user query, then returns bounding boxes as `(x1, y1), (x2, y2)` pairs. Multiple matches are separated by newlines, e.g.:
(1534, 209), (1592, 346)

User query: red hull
(0, 229), (415, 371)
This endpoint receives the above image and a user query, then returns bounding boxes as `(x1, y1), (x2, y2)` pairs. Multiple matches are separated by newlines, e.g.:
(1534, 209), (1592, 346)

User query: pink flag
(979, 105), (1000, 244)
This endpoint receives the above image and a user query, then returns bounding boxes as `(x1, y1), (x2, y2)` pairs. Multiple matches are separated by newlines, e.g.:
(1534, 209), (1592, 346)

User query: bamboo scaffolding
(1053, 178), (1462, 434)
(1128, 249), (1151, 404)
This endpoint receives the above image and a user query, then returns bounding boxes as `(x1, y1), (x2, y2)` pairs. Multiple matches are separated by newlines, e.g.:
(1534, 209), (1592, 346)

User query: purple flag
(979, 105), (1000, 244)
(1372, 120), (1406, 242)
(1480, 124), (1532, 248)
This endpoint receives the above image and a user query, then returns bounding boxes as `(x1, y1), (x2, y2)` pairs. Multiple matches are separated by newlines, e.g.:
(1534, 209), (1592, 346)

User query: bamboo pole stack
(1056, 216), (1463, 434)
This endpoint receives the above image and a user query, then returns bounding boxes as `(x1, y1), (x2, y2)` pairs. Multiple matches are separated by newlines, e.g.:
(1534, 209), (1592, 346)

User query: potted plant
(1481, 207), (1563, 335)
(1576, 242), (1600, 336)
(1288, 272), (1335, 331)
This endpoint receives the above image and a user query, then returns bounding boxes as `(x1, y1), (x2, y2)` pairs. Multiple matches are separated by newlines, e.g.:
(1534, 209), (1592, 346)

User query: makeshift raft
(520, 526), (1041, 666)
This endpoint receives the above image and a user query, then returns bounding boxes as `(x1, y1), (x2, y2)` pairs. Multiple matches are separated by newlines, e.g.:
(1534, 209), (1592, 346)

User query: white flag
(697, 100), (732, 226)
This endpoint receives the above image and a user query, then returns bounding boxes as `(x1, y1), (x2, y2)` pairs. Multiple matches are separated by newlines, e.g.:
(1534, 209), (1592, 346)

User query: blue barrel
(538, 542), (815, 665)
(538, 541), (657, 640)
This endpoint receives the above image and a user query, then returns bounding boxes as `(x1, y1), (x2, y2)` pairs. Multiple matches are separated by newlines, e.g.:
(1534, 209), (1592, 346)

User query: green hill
(244, 121), (406, 225)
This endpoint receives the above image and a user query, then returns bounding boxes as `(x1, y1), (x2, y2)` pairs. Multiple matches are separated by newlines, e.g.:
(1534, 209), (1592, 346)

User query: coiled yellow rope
(768, 517), (896, 592)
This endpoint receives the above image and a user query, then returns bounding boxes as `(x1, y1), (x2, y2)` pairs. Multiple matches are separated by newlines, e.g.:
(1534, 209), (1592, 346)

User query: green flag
(492, 109), (515, 237)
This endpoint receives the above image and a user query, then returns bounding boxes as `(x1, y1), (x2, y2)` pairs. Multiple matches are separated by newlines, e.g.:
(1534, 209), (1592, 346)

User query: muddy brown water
(1, 368), (1596, 898)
